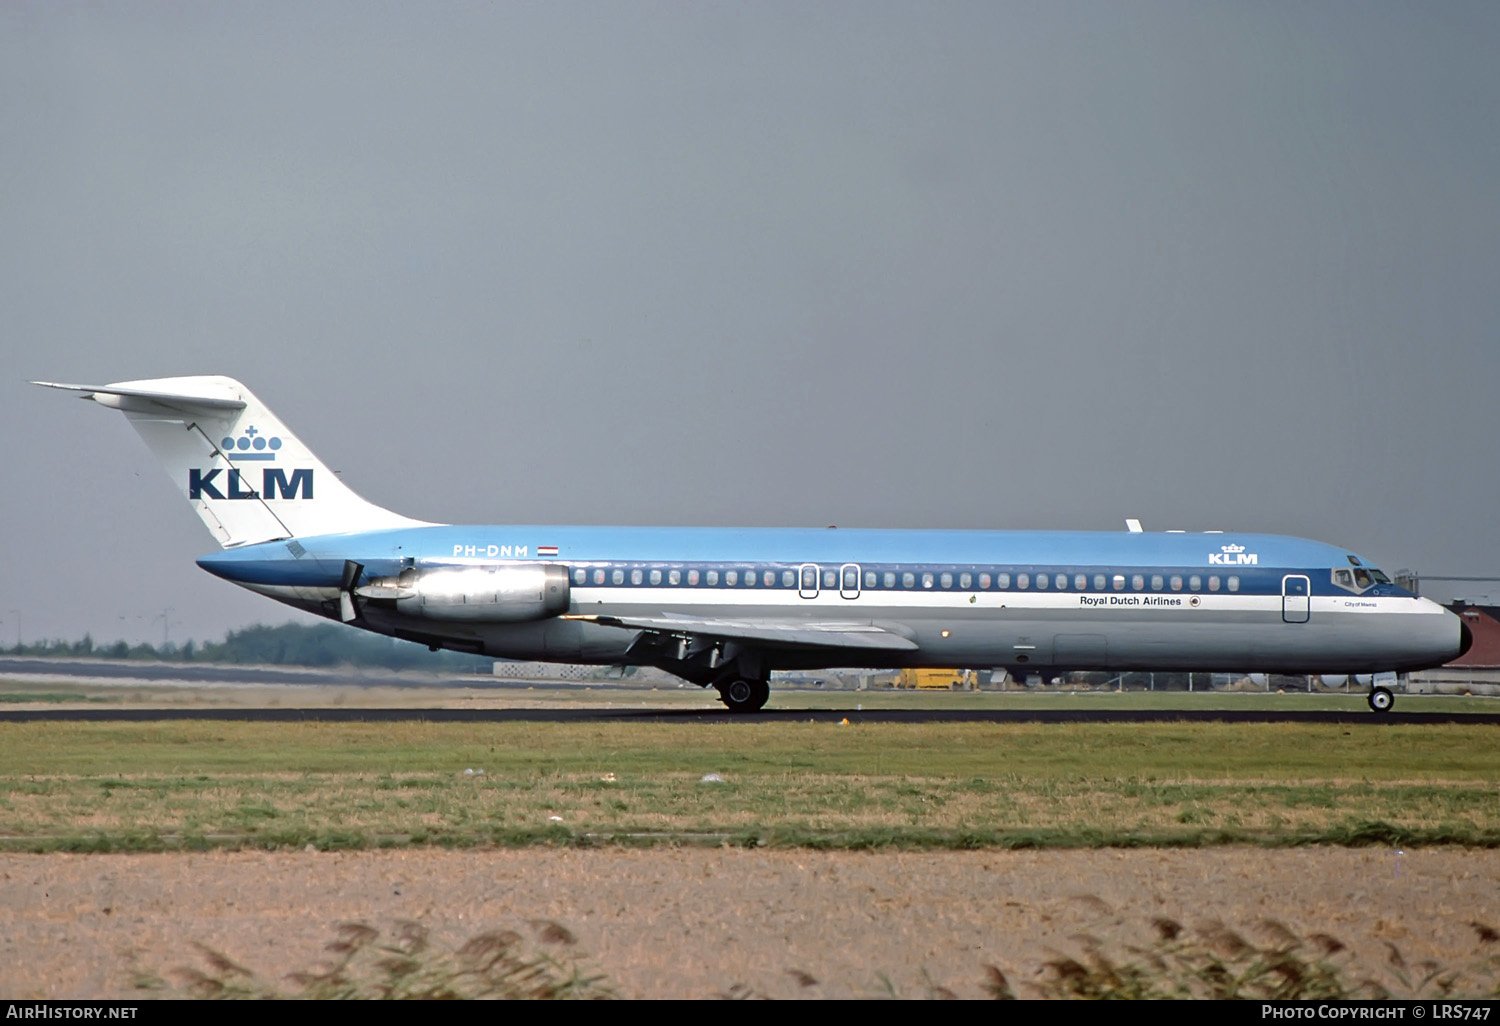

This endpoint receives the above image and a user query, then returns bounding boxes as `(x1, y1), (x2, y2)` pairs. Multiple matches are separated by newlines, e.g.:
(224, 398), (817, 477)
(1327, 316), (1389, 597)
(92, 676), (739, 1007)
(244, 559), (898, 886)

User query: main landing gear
(716, 675), (770, 713)
(1367, 686), (1395, 713)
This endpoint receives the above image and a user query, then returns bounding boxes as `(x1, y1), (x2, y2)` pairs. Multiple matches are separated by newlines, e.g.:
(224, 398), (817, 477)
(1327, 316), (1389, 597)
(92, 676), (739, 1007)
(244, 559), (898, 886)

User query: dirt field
(3, 846), (1498, 1000)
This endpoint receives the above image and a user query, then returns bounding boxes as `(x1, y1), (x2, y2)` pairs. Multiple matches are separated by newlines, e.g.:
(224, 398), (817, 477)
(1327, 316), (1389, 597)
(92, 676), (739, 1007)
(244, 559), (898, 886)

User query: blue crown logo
(221, 426), (283, 461)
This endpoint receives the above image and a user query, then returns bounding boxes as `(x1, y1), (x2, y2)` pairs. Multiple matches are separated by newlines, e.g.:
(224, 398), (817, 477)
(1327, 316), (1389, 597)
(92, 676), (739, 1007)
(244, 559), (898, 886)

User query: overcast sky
(3, 2), (1498, 646)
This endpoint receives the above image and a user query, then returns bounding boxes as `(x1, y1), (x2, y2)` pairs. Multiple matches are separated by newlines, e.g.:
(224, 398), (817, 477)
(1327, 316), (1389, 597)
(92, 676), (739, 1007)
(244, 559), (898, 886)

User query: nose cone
(1428, 606), (1476, 669)
(1387, 599), (1474, 672)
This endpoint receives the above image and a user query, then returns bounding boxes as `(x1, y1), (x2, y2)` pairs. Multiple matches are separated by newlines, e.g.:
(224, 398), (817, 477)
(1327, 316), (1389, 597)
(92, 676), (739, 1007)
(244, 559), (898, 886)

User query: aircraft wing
(568, 613), (919, 651)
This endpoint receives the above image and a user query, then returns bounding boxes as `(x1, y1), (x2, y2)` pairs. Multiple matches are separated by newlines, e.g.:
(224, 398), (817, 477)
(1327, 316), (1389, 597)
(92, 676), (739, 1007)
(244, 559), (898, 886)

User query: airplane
(36, 375), (1471, 713)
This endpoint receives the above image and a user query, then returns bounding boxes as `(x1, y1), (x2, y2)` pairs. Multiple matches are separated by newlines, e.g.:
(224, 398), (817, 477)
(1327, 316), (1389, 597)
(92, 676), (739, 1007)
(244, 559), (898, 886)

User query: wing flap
(568, 613), (918, 651)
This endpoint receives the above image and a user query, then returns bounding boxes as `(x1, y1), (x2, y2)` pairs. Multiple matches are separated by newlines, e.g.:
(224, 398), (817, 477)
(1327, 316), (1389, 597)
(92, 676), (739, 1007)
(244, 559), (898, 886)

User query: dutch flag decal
(538, 545), (559, 556)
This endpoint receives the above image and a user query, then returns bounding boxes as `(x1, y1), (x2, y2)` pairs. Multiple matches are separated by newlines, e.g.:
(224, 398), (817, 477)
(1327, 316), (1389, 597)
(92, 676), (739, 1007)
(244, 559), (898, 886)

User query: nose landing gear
(1367, 686), (1395, 713)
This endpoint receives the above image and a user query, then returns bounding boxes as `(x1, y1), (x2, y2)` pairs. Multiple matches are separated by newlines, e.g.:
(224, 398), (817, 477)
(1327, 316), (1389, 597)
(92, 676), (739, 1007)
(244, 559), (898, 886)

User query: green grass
(2, 719), (1498, 777)
(1, 719), (1497, 851)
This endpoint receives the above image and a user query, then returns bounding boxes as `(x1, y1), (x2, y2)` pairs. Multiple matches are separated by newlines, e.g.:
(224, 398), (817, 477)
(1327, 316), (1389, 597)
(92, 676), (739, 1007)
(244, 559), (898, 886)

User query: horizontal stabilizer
(32, 380), (248, 413)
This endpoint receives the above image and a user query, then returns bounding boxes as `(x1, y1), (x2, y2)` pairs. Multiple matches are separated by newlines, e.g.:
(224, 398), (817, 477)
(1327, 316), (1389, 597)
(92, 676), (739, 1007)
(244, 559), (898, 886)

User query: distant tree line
(1, 623), (489, 672)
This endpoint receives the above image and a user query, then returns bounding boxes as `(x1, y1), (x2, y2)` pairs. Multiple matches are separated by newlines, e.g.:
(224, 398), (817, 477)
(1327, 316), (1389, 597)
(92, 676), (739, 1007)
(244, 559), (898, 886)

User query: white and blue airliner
(38, 376), (1470, 712)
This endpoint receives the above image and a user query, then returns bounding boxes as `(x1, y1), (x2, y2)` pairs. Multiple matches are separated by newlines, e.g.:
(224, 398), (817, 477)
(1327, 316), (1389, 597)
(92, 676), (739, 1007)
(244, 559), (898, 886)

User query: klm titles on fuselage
(188, 468), (313, 501)
(1080, 595), (1184, 607)
(1209, 544), (1258, 565)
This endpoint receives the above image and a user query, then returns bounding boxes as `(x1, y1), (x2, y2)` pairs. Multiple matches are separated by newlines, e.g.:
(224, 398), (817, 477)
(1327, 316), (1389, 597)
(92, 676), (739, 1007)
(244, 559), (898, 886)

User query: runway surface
(0, 655), (492, 687)
(4, 706), (1499, 724)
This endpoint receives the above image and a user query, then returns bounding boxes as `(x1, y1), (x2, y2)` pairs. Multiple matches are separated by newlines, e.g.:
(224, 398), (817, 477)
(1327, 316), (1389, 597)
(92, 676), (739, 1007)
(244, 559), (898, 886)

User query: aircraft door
(799, 563), (820, 599)
(1282, 575), (1311, 624)
(840, 563), (861, 600)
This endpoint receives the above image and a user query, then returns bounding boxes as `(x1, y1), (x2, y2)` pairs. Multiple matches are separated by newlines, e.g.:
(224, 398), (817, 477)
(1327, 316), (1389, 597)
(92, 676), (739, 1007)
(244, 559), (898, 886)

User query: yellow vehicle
(898, 668), (966, 690)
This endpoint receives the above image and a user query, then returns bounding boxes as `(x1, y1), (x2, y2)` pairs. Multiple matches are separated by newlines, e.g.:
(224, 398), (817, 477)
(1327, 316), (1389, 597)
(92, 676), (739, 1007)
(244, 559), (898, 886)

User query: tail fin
(35, 376), (433, 547)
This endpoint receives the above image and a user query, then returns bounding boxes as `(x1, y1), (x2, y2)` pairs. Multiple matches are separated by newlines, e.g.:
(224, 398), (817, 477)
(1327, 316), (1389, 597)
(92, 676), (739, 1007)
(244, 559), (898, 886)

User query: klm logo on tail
(190, 468), (314, 501)
(220, 426), (282, 461)
(193, 426), (313, 500)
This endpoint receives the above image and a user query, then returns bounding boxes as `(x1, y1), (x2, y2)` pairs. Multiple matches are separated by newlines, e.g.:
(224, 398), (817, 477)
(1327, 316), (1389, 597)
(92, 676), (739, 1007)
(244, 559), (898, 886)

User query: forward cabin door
(1282, 575), (1311, 624)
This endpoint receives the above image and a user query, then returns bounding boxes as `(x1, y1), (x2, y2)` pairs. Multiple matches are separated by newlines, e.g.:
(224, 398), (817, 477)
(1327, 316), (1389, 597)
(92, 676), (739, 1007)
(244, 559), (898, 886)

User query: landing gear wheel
(718, 677), (770, 713)
(1367, 686), (1395, 713)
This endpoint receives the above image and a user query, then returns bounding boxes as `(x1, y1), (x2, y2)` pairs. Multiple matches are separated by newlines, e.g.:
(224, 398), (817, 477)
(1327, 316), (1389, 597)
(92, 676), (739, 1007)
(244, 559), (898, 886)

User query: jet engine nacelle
(360, 563), (571, 622)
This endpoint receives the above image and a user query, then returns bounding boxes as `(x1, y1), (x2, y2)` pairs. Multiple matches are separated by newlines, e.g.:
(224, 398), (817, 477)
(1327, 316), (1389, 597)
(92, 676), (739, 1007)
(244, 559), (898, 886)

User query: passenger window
(1036, 573), (1048, 590)
(631, 569), (643, 585)
(801, 565), (818, 591)
(706, 570), (719, 586)
(903, 572), (915, 588)
(1189, 575), (1202, 592)
(885, 572), (896, 589)
(669, 569), (681, 585)
(649, 569), (662, 585)
(922, 572), (934, 589)
(1075, 574), (1087, 590)
(979, 573), (991, 589)
(612, 569), (624, 585)
(960, 573), (972, 589)
(783, 570), (795, 587)
(1016, 573), (1030, 589)
(940, 572), (953, 588)
(725, 570), (738, 586)
(1151, 574), (1164, 591)
(823, 570), (837, 589)
(866, 571), (877, 589)
(997, 573), (1011, 589)
(765, 570), (776, 587)
(1094, 574), (1106, 590)
(594, 569), (605, 585)
(1055, 573), (1067, 589)
(574, 568), (587, 585)
(1113, 575), (1125, 591)
(1227, 576), (1239, 592)
(1170, 575), (1182, 591)
(1132, 574), (1144, 591)
(744, 570), (754, 587)
(1208, 576), (1220, 592)
(688, 569), (700, 586)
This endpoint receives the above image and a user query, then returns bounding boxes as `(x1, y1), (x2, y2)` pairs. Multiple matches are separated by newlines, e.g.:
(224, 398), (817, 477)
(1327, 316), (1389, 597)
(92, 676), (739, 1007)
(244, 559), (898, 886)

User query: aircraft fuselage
(197, 524), (1468, 677)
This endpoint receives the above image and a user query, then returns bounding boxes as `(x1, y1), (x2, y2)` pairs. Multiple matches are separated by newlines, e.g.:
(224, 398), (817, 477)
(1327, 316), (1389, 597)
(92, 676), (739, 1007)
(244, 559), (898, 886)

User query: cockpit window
(1332, 566), (1389, 594)
(1348, 555), (1363, 566)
